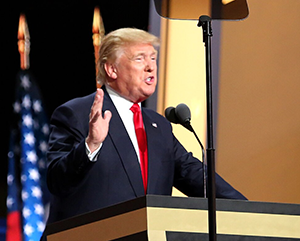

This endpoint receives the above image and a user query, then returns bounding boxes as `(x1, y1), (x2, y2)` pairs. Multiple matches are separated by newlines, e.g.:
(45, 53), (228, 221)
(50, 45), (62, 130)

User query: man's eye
(135, 56), (144, 61)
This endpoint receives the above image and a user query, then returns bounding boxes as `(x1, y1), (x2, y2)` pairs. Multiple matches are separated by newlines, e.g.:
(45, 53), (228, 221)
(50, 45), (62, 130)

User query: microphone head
(164, 106), (179, 124)
(175, 103), (191, 124)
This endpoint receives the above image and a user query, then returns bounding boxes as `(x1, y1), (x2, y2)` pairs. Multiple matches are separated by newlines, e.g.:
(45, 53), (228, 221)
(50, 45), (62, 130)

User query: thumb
(103, 110), (112, 123)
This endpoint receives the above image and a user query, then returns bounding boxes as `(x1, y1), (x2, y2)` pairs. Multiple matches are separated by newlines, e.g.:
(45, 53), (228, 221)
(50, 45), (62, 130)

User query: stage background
(155, 0), (300, 204)
(216, 0), (300, 203)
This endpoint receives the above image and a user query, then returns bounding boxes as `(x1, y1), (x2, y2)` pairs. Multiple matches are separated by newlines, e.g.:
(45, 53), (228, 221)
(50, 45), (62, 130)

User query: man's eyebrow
(128, 50), (157, 60)
(136, 49), (158, 55)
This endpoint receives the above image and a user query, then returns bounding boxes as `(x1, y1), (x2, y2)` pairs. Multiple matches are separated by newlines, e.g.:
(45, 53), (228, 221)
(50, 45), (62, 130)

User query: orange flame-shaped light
(18, 14), (30, 70)
(222, 0), (236, 5)
(92, 7), (105, 88)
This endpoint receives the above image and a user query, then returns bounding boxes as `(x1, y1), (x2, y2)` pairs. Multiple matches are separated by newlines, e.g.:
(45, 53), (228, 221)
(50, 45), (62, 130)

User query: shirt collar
(105, 85), (141, 111)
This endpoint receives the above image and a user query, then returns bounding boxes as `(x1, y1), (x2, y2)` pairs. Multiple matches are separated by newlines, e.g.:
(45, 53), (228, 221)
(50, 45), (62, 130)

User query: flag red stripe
(6, 211), (22, 241)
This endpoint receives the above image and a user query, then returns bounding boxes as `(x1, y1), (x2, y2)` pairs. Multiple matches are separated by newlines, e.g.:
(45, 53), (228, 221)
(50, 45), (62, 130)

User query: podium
(45, 195), (300, 240)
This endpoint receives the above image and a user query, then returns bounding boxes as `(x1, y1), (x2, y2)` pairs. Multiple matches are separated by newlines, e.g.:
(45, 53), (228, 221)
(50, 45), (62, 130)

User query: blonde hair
(96, 28), (160, 85)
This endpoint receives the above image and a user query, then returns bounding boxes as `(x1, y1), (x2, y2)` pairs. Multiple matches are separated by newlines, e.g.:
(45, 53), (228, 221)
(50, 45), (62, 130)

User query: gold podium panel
(45, 195), (300, 240)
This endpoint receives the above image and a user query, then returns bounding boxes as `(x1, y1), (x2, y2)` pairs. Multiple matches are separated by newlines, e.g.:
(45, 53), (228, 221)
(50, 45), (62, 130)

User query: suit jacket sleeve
(46, 96), (94, 196)
(170, 128), (247, 200)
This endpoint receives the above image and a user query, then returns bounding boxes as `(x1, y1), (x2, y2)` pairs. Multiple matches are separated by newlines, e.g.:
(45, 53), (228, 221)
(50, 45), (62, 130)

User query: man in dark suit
(45, 28), (246, 226)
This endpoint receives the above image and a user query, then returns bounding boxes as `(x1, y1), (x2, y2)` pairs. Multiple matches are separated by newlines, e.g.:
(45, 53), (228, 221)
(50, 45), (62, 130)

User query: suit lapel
(102, 86), (145, 197)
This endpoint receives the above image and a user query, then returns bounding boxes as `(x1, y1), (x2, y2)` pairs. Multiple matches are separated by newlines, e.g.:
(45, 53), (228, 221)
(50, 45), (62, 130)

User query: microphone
(175, 103), (191, 123)
(165, 103), (205, 151)
(165, 104), (193, 132)
(164, 106), (179, 124)
(174, 103), (193, 132)
(165, 103), (207, 196)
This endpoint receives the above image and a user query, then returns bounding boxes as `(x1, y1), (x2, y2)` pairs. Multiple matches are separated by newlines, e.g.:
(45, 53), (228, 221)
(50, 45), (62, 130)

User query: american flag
(6, 70), (50, 241)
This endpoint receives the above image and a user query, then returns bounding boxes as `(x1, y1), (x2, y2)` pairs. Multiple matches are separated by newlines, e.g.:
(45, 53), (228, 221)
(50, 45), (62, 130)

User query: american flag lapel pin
(152, 123), (157, 128)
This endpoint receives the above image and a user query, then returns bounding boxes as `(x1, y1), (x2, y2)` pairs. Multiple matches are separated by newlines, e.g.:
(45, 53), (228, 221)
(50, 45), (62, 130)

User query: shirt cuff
(85, 142), (102, 162)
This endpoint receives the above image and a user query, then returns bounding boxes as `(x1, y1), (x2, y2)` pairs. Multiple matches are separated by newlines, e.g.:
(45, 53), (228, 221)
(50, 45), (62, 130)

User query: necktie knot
(130, 103), (141, 114)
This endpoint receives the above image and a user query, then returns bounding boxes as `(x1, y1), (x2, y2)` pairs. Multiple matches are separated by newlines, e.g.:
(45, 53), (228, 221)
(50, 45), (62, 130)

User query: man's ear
(104, 63), (117, 79)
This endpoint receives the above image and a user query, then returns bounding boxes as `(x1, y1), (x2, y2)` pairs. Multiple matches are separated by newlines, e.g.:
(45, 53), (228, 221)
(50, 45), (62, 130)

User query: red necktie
(130, 103), (148, 193)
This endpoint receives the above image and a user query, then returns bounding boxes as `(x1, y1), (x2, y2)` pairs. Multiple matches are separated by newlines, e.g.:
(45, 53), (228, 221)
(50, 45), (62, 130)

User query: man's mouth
(145, 76), (154, 84)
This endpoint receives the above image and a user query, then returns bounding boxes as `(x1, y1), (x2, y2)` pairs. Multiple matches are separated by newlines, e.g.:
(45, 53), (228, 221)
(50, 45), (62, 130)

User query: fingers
(90, 88), (112, 126)
(90, 111), (101, 124)
(86, 89), (111, 152)
(90, 88), (104, 121)
(95, 88), (104, 112)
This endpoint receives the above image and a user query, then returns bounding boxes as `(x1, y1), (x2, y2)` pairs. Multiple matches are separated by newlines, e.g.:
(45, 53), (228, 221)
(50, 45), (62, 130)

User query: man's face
(108, 43), (158, 103)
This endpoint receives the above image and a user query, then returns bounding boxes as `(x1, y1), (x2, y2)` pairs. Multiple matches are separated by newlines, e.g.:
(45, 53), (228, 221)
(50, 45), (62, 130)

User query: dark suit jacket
(46, 86), (246, 224)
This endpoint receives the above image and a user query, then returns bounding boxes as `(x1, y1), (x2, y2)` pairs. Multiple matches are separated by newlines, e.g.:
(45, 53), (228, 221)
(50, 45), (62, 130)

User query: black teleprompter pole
(198, 15), (217, 241)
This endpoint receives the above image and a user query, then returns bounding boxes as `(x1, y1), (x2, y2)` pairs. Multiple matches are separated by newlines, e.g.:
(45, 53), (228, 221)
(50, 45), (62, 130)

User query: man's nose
(145, 59), (155, 72)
